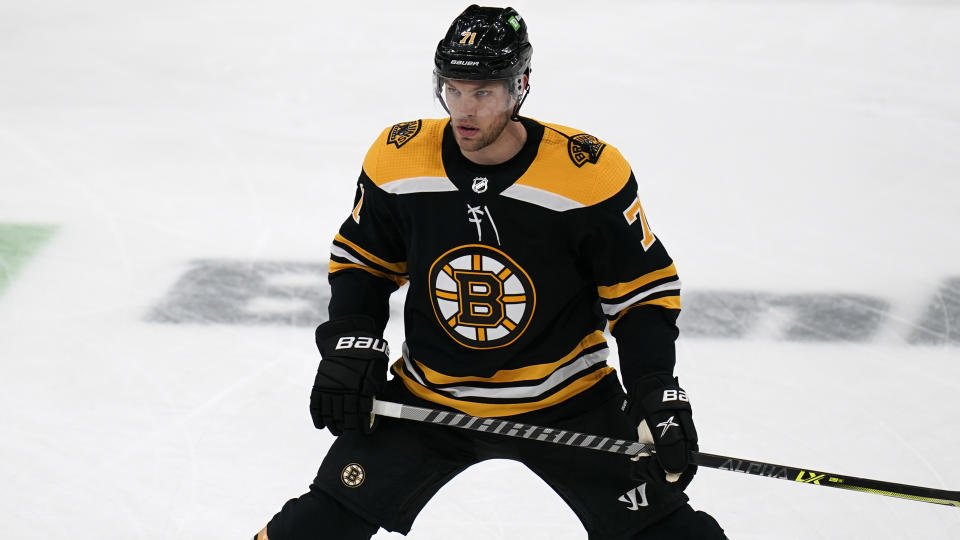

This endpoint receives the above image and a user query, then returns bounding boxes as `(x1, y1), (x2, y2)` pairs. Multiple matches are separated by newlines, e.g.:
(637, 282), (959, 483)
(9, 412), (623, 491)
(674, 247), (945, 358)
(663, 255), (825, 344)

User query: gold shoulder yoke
(508, 121), (632, 209)
(363, 119), (448, 187)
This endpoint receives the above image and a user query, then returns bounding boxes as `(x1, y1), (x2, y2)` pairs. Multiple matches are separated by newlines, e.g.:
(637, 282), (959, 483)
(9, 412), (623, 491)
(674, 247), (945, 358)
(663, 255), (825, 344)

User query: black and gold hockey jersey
(327, 117), (681, 417)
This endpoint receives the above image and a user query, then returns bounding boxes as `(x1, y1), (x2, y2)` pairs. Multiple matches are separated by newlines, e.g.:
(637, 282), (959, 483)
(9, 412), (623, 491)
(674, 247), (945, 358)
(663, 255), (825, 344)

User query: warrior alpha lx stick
(372, 399), (960, 508)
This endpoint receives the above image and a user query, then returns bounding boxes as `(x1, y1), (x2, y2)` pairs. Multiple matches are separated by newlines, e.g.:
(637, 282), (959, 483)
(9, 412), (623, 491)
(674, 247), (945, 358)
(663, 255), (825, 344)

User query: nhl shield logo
(387, 120), (422, 148)
(429, 244), (535, 349)
(568, 133), (606, 167)
(472, 177), (489, 193)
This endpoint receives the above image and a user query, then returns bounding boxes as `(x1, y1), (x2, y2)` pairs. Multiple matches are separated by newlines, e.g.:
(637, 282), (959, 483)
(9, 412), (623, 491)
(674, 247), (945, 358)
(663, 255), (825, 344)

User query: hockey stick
(372, 399), (960, 508)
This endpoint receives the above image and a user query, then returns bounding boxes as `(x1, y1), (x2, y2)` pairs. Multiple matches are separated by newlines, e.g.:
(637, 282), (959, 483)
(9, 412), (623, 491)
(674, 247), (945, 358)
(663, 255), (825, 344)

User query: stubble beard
(456, 111), (512, 153)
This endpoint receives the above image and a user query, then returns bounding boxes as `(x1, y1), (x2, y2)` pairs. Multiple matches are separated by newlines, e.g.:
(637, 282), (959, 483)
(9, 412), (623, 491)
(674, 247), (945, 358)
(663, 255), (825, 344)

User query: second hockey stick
(372, 399), (960, 508)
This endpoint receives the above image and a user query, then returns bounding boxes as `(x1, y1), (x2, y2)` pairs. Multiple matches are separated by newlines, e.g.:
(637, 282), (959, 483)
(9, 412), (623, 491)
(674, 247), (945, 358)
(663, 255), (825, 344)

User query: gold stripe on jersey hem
(334, 233), (407, 274)
(392, 363), (616, 418)
(413, 330), (607, 385)
(328, 261), (408, 287)
(406, 349), (609, 399)
(596, 263), (678, 300)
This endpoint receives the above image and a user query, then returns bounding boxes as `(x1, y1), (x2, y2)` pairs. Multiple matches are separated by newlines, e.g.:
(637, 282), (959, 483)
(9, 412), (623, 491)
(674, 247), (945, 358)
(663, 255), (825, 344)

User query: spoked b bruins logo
(341, 463), (365, 488)
(429, 245), (535, 350)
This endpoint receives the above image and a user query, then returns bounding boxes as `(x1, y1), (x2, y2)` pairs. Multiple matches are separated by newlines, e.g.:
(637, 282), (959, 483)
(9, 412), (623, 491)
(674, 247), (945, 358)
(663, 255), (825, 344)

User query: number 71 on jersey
(623, 194), (656, 251)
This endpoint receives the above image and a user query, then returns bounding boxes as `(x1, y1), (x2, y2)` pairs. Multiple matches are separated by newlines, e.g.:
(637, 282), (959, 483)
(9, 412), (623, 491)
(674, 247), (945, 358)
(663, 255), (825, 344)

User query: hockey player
(256, 5), (726, 539)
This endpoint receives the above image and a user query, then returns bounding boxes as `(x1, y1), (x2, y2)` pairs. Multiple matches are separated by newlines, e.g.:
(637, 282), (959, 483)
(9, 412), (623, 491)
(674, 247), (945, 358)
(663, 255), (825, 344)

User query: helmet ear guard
(433, 5), (532, 120)
(508, 73), (529, 121)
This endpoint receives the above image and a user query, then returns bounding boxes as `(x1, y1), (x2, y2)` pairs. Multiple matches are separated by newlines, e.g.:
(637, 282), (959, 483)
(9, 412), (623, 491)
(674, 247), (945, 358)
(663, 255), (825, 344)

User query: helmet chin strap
(435, 88), (450, 115)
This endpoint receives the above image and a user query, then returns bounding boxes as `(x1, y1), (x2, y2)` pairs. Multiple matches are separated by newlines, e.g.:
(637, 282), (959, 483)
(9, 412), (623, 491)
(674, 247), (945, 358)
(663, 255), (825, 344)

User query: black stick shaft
(372, 399), (960, 508)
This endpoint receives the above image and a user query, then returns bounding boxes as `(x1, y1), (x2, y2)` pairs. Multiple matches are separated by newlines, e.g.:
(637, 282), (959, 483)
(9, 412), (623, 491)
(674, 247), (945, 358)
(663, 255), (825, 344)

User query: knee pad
(266, 490), (378, 540)
(693, 510), (726, 539)
(633, 504), (727, 539)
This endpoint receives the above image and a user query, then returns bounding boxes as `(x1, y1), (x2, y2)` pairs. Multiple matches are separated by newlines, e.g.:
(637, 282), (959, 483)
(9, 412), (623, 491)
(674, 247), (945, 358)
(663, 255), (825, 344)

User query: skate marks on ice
(147, 260), (960, 346)
(681, 291), (888, 343)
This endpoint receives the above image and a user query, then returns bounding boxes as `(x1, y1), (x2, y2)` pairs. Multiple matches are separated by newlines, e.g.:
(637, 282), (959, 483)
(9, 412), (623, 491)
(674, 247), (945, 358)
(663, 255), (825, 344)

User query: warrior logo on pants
(428, 244), (535, 349)
(618, 483), (650, 511)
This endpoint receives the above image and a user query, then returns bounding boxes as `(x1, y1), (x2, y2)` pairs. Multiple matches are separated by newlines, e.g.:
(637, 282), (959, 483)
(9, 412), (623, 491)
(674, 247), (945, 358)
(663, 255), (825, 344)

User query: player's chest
(398, 191), (575, 265)
(400, 192), (584, 347)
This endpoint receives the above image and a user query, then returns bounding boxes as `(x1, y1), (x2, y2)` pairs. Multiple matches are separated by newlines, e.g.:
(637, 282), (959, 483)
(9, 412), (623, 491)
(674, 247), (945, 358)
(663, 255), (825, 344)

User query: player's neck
(460, 120), (528, 166)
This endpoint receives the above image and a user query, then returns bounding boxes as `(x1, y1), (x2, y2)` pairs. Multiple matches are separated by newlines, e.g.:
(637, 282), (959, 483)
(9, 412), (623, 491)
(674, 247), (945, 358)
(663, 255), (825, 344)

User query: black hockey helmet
(434, 5), (532, 119)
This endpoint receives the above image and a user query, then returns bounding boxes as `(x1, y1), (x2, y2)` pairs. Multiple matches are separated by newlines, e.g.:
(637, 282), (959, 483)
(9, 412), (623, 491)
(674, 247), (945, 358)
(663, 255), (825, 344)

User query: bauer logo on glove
(311, 316), (389, 436)
(662, 389), (688, 402)
(334, 336), (389, 355)
(626, 372), (699, 489)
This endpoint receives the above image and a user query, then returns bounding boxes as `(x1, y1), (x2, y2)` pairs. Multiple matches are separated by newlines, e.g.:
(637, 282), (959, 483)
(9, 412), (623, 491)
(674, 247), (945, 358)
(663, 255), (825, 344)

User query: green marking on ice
(0, 224), (57, 296)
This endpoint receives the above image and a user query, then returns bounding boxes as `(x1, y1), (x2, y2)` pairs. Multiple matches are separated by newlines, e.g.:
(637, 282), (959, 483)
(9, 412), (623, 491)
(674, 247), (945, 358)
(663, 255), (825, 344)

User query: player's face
(443, 79), (515, 153)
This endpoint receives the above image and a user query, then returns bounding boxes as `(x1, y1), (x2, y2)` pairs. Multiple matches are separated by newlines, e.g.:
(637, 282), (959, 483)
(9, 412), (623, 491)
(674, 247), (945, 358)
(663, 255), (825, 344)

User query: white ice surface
(1, 1), (959, 538)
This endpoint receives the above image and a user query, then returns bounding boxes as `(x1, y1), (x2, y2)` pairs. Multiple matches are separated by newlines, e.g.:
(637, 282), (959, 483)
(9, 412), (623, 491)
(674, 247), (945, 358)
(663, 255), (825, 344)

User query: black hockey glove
(310, 316), (389, 436)
(626, 373), (698, 489)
